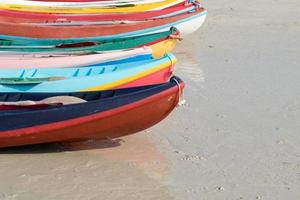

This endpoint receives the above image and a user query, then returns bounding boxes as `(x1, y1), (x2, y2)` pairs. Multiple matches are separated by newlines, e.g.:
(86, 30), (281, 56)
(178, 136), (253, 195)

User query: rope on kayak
(173, 77), (186, 107)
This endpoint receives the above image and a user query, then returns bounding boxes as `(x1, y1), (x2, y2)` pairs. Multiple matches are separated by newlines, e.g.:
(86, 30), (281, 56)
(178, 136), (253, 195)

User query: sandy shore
(0, 0), (299, 199)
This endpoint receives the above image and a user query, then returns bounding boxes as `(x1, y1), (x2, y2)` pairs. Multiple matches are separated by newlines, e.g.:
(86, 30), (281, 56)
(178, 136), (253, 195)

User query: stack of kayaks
(0, 0), (206, 148)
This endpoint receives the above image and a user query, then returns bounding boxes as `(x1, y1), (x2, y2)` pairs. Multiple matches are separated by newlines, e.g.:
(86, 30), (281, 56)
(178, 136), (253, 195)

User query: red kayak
(0, 8), (204, 38)
(0, 77), (184, 148)
(0, 3), (195, 23)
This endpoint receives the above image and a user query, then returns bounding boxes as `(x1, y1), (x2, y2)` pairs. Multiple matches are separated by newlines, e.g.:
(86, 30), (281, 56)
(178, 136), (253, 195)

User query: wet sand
(0, 0), (300, 199)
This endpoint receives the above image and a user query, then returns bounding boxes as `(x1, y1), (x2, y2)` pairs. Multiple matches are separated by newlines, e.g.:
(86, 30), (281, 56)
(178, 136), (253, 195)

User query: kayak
(0, 53), (176, 93)
(1, 0), (170, 7)
(0, 8), (206, 38)
(0, 47), (153, 69)
(0, 76), (184, 148)
(0, 0), (185, 14)
(0, 28), (179, 58)
(0, 2), (195, 23)
(0, 3), (198, 25)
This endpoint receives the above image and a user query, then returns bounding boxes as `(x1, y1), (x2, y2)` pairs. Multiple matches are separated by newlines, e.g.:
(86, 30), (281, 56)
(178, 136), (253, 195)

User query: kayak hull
(0, 54), (176, 93)
(0, 29), (178, 57)
(0, 9), (206, 38)
(0, 3), (194, 23)
(0, 0), (185, 14)
(0, 47), (152, 69)
(0, 78), (184, 148)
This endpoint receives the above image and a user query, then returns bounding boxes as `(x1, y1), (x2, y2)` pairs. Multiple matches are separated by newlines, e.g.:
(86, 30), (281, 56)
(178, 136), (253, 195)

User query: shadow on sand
(0, 138), (124, 154)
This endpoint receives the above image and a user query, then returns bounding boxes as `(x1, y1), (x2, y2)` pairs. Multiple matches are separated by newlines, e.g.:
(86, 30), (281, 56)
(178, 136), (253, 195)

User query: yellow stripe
(0, 0), (180, 14)
(81, 57), (177, 92)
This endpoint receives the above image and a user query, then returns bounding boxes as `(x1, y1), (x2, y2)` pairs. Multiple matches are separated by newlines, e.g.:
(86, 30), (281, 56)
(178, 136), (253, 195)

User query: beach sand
(0, 0), (299, 199)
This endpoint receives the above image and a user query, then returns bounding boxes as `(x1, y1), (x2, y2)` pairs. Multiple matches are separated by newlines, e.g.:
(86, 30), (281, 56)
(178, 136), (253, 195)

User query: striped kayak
(0, 2), (196, 23)
(0, 53), (176, 93)
(0, 0), (173, 7)
(0, 76), (184, 148)
(0, 28), (179, 58)
(0, 0), (185, 14)
(0, 8), (207, 38)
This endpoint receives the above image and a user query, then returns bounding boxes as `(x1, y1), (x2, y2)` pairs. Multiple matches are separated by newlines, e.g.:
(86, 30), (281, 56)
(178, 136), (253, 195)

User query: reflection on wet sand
(0, 132), (173, 200)
(0, 131), (171, 179)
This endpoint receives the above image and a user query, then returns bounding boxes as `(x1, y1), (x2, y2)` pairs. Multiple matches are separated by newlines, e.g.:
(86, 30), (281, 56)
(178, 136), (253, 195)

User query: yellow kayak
(0, 0), (184, 14)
